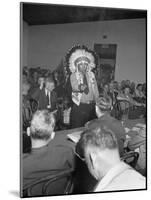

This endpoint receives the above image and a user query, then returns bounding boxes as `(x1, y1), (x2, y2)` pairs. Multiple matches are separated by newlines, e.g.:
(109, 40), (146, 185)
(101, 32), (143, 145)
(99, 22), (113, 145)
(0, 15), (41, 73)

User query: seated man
(117, 85), (146, 119)
(22, 81), (32, 153)
(22, 81), (32, 130)
(80, 124), (146, 192)
(22, 110), (75, 196)
(86, 97), (126, 156)
(126, 122), (146, 176)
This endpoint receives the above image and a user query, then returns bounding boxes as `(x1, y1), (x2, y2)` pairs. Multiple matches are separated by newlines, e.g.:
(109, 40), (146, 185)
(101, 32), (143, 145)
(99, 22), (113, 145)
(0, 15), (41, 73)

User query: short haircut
(81, 124), (118, 151)
(136, 83), (143, 89)
(22, 81), (30, 93)
(122, 85), (132, 93)
(45, 77), (54, 84)
(96, 97), (111, 112)
(30, 110), (55, 140)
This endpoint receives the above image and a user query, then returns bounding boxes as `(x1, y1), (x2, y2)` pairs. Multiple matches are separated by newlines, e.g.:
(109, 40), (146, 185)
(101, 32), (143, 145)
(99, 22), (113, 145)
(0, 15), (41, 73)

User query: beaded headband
(65, 45), (98, 73)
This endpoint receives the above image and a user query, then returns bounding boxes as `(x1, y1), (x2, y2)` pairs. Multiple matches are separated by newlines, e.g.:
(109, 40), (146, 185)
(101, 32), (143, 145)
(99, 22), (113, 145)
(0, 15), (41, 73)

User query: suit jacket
(31, 87), (57, 111)
(23, 133), (75, 191)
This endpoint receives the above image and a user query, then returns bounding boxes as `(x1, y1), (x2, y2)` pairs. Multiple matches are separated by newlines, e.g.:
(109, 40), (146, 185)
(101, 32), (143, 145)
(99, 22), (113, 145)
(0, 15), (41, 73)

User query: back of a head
(45, 76), (54, 84)
(96, 97), (112, 112)
(136, 83), (143, 90)
(30, 110), (55, 140)
(81, 124), (118, 152)
(22, 81), (30, 95)
(79, 124), (120, 180)
(85, 116), (126, 155)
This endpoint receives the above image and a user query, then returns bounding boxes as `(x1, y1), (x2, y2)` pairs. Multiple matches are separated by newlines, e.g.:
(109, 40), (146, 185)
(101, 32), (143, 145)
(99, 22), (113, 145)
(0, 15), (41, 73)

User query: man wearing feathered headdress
(65, 45), (99, 128)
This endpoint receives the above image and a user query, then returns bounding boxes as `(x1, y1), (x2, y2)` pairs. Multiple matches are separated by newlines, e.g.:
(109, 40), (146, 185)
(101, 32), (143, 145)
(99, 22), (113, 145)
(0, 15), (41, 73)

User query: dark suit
(31, 88), (57, 111)
(23, 133), (75, 195)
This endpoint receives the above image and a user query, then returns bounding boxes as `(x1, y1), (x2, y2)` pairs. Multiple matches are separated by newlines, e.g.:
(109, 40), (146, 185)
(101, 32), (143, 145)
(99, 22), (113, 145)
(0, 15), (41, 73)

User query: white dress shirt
(45, 89), (51, 108)
(94, 161), (146, 192)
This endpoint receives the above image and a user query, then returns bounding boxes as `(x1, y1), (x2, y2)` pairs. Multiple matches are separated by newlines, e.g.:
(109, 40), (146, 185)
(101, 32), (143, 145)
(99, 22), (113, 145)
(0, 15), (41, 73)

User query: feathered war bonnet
(65, 45), (98, 74)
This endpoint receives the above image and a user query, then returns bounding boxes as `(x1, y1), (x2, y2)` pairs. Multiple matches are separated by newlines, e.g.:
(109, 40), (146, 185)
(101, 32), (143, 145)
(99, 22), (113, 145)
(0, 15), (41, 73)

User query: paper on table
(135, 123), (146, 128)
(67, 130), (83, 143)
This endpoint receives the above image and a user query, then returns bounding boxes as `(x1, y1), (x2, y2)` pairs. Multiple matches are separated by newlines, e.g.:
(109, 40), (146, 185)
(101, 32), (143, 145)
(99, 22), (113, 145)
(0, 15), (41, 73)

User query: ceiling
(22, 3), (147, 26)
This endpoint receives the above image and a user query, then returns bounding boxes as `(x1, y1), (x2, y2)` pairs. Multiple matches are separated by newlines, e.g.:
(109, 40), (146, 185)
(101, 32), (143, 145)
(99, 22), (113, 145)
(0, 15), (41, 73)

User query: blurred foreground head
(30, 110), (55, 141)
(95, 97), (112, 118)
(80, 125), (120, 180)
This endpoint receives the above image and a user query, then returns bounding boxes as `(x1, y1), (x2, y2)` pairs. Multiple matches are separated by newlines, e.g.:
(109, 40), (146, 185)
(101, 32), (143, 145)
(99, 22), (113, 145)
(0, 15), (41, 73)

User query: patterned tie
(83, 74), (89, 94)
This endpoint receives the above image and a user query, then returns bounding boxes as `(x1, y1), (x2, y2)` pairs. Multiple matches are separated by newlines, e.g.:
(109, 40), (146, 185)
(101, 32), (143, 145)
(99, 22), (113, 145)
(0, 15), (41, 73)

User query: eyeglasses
(74, 143), (86, 162)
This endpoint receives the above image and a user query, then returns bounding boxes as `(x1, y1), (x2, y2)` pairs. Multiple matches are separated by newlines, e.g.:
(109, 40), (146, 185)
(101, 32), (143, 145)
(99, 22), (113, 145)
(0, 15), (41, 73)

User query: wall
(23, 21), (29, 66)
(26, 18), (146, 83)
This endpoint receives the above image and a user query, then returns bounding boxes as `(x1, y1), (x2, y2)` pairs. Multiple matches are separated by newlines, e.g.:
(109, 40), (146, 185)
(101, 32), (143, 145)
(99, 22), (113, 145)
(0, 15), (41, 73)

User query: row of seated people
(99, 81), (146, 120)
(22, 77), (72, 154)
(22, 96), (146, 197)
(23, 66), (146, 126)
(98, 80), (146, 102)
(23, 76), (72, 128)
(23, 66), (146, 102)
(23, 75), (146, 131)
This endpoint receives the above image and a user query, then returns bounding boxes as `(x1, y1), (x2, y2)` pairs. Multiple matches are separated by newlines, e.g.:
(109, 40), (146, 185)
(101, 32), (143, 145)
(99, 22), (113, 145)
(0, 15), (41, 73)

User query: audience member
(28, 71), (39, 96)
(22, 81), (32, 153)
(109, 81), (118, 106)
(127, 123), (146, 176)
(101, 84), (112, 105)
(135, 84), (144, 98)
(130, 82), (136, 96)
(22, 81), (32, 130)
(142, 83), (146, 98)
(31, 77), (57, 111)
(86, 97), (126, 156)
(23, 110), (75, 191)
(53, 71), (60, 86)
(37, 76), (45, 90)
(80, 125), (146, 192)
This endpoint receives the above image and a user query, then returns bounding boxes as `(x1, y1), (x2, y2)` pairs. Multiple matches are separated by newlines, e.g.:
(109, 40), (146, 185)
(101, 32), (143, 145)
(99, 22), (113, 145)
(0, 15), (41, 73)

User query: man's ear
(95, 105), (101, 118)
(89, 150), (101, 180)
(89, 151), (98, 169)
(51, 131), (55, 140)
(27, 127), (30, 136)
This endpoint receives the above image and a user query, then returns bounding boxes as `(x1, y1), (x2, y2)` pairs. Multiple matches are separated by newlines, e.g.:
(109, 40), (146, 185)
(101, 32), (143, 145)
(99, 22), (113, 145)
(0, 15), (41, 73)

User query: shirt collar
(45, 88), (50, 96)
(95, 161), (131, 191)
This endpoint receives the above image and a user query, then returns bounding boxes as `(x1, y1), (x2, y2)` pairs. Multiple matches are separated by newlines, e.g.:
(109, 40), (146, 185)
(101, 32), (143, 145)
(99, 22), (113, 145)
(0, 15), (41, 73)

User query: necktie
(48, 92), (51, 107)
(46, 91), (49, 106)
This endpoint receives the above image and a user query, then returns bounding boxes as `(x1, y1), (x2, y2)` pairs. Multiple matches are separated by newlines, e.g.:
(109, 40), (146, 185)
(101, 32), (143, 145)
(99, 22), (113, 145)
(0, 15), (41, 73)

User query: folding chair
(23, 169), (74, 197)
(121, 151), (139, 168)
